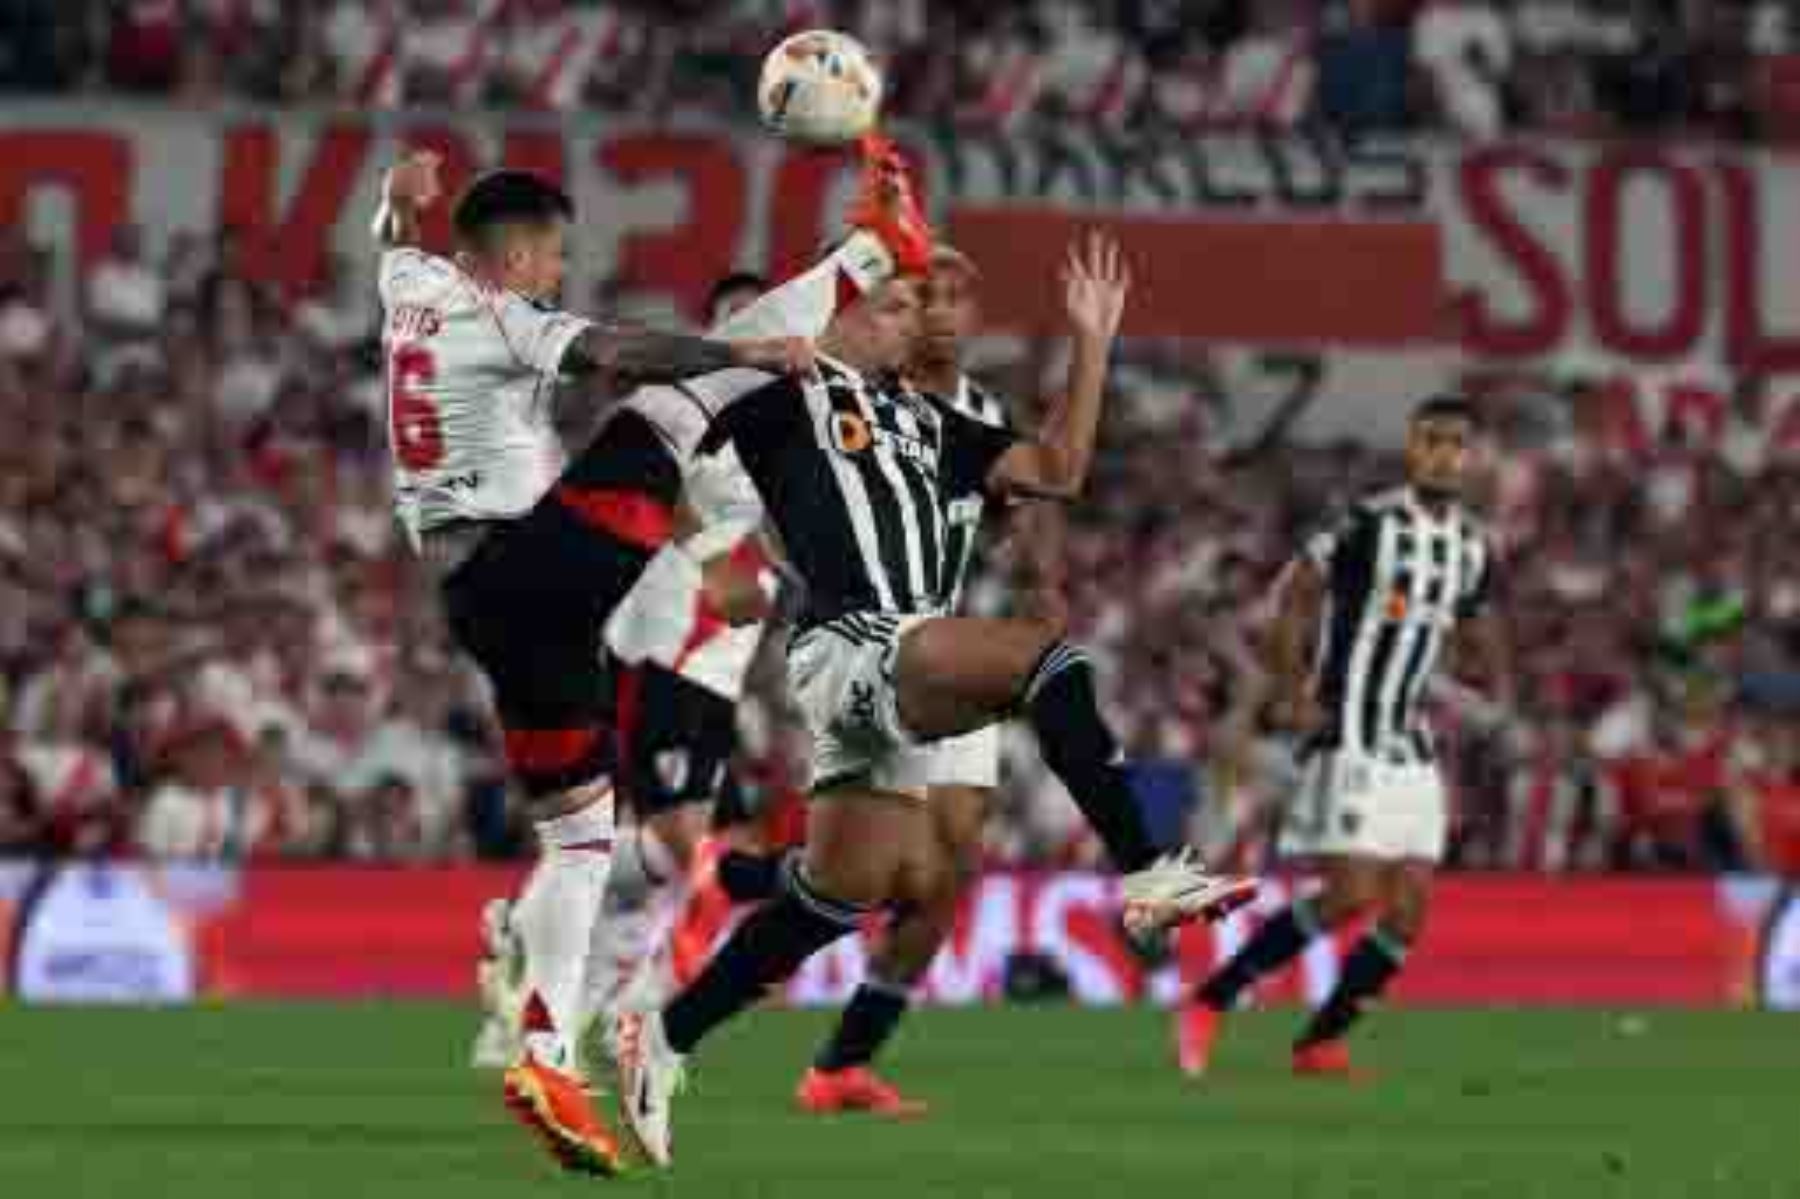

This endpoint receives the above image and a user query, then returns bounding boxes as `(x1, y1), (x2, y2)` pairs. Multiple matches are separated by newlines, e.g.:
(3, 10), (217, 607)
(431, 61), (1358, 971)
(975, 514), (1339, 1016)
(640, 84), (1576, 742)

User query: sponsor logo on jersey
(442, 470), (483, 492)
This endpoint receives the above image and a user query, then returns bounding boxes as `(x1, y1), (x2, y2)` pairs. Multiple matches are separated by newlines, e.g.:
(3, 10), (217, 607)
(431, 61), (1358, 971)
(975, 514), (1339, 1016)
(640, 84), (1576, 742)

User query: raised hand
(1061, 231), (1131, 343)
(386, 150), (444, 212)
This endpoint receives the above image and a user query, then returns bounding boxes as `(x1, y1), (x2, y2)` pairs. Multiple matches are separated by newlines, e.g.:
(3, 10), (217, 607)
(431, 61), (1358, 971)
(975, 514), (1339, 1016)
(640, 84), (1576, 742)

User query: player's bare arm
(562, 324), (813, 389)
(1451, 609), (1516, 709)
(986, 233), (1130, 501)
(372, 151), (442, 248)
(1005, 500), (1070, 631)
(1267, 558), (1327, 734)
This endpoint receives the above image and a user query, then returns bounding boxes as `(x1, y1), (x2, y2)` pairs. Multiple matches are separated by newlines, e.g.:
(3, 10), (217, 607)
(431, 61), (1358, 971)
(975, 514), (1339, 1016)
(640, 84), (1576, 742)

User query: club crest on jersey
(832, 412), (874, 455)
(655, 749), (691, 794)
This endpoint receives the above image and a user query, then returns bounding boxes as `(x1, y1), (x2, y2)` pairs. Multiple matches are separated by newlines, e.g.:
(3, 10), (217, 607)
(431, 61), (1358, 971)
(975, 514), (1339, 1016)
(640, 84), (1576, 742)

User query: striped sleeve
(935, 399), (1019, 498)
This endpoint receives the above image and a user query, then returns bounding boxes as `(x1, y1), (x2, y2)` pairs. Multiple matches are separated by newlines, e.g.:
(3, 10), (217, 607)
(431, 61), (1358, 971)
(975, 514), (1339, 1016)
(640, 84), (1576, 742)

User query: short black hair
(1410, 393), (1480, 429)
(706, 270), (768, 317)
(451, 170), (574, 248)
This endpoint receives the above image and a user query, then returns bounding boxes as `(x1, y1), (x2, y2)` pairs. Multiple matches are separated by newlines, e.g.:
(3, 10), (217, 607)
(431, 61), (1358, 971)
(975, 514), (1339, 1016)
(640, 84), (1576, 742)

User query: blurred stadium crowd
(5, 218), (1800, 875)
(3, 0), (1800, 877)
(4, 1), (1800, 141)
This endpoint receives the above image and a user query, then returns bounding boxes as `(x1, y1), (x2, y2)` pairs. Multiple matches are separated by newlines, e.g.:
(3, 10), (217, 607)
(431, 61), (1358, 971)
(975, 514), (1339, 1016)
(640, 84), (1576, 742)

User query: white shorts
(1279, 747), (1448, 863)
(787, 612), (937, 798)
(927, 723), (1001, 790)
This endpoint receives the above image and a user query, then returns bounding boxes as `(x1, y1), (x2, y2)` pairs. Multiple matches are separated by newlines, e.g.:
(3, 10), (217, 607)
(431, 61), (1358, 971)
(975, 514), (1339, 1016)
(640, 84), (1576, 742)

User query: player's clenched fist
(384, 150), (444, 212)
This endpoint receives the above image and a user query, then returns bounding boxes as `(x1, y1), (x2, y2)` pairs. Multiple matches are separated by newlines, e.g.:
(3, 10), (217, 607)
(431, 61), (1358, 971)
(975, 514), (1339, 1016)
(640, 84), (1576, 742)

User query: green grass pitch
(1, 1003), (1793, 1198)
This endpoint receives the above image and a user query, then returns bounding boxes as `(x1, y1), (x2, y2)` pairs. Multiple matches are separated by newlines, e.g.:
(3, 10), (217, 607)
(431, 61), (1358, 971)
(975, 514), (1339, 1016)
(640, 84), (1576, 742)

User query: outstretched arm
(560, 324), (814, 388)
(985, 233), (1131, 501)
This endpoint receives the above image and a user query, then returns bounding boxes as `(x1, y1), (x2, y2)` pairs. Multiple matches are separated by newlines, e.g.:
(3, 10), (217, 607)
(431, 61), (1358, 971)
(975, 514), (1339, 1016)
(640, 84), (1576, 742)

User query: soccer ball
(757, 29), (883, 146)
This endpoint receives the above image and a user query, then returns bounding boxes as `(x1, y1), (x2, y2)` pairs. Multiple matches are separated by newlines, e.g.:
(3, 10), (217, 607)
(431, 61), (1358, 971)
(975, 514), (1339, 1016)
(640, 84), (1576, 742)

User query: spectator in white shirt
(86, 225), (166, 345)
(1206, 0), (1317, 129)
(138, 717), (273, 859)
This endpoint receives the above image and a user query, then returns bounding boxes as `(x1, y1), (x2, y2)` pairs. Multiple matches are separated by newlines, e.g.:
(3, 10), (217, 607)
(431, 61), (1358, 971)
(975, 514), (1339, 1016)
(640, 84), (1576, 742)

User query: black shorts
(440, 411), (679, 798)
(615, 661), (739, 817)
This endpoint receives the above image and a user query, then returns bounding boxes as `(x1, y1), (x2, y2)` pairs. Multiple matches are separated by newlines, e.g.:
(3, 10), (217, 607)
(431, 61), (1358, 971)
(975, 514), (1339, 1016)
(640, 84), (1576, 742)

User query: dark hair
(1410, 393), (1480, 429)
(451, 170), (574, 248)
(706, 270), (768, 319)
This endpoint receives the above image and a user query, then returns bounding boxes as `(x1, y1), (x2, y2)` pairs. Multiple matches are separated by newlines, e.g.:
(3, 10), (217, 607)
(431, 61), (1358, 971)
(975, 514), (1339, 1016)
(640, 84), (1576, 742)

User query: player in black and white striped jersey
(613, 235), (1255, 1166)
(1176, 394), (1514, 1080)
(792, 244), (1071, 1117)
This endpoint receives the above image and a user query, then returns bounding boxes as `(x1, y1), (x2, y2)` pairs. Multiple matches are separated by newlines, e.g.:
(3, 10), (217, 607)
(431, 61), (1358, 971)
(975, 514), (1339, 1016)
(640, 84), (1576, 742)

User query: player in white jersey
(373, 149), (926, 1174)
(468, 272), (789, 1072)
(575, 273), (795, 1029)
(1175, 395), (1512, 1081)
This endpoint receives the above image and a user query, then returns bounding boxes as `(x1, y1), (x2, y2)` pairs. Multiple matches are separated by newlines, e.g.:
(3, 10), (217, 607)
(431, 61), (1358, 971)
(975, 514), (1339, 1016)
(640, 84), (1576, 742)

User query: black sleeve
(930, 395), (1020, 499)
(697, 376), (808, 463)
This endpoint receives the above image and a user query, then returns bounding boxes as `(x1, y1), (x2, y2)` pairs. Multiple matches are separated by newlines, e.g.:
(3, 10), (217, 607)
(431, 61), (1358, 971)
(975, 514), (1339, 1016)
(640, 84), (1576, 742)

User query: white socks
(581, 825), (686, 1022)
(512, 790), (615, 1071)
(608, 825), (681, 910)
(708, 230), (892, 342)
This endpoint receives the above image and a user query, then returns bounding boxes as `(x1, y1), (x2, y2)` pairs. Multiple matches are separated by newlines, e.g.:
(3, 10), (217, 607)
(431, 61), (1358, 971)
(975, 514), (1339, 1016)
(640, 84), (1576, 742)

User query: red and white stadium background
(2, 862), (1797, 1010)
(7, 104), (1800, 442)
(7, 110), (1800, 1007)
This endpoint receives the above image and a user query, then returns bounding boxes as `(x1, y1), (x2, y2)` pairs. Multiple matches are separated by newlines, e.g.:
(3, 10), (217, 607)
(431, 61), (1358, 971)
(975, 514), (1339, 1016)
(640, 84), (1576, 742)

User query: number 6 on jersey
(389, 344), (443, 470)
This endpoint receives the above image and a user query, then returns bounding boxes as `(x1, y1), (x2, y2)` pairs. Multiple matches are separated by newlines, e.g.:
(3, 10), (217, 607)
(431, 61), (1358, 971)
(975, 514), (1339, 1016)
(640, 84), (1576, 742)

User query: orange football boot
(795, 1066), (928, 1120)
(502, 1041), (627, 1175)
(1291, 1039), (1374, 1083)
(1175, 1002), (1222, 1078)
(848, 134), (933, 275)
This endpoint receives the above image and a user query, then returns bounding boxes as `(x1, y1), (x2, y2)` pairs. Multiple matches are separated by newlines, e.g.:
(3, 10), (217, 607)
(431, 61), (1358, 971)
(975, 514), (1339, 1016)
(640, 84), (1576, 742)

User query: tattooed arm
(561, 323), (815, 390)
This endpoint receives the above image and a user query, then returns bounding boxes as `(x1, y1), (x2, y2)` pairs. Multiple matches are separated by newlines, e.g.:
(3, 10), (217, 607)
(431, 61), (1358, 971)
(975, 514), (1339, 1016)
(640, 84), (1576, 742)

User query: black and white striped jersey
(1305, 487), (1496, 763)
(695, 357), (1017, 627)
(934, 375), (1010, 613)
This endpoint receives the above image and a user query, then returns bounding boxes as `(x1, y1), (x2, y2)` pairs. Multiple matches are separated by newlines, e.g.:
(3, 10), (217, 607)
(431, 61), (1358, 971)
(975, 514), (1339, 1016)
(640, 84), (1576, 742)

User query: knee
(1314, 871), (1381, 928)
(1020, 603), (1069, 646)
(804, 843), (892, 910)
(892, 847), (953, 917)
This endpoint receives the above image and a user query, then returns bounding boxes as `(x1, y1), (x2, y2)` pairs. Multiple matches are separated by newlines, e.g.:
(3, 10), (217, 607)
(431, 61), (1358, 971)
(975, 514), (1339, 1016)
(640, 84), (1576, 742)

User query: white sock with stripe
(513, 788), (615, 1072)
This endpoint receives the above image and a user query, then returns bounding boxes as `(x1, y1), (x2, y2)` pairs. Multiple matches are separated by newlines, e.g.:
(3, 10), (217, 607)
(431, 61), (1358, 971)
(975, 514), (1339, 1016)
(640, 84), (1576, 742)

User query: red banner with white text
(3, 862), (1794, 1008)
(9, 105), (1800, 442)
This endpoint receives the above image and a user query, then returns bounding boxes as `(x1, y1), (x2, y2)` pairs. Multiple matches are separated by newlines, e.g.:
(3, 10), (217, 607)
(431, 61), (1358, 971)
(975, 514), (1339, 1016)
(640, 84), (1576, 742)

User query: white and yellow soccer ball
(757, 29), (884, 146)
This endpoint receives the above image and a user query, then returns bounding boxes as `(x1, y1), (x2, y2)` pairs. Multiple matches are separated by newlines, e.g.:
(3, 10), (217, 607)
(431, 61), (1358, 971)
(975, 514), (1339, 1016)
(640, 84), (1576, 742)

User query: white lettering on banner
(12, 863), (196, 1005)
(1030, 873), (1128, 1005)
(11, 106), (1800, 442)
